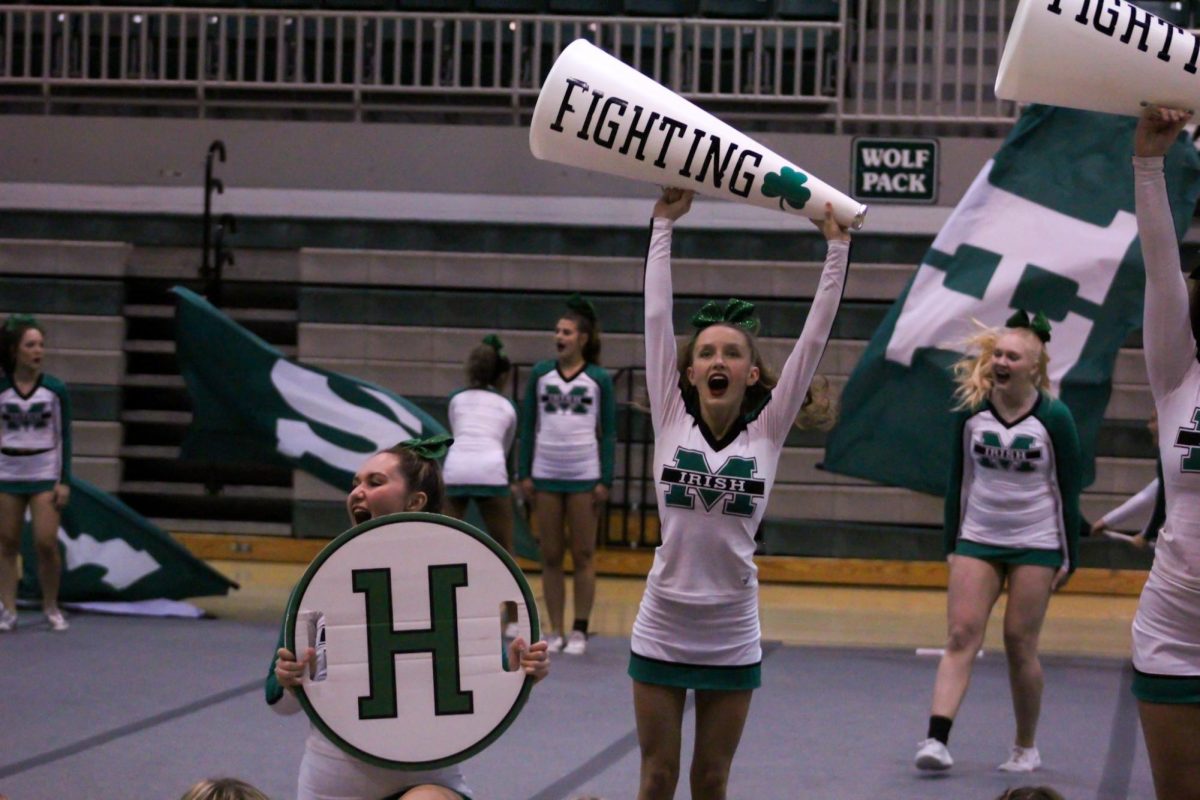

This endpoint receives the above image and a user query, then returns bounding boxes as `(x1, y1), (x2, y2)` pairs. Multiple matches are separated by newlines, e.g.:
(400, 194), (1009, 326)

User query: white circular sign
(285, 512), (540, 769)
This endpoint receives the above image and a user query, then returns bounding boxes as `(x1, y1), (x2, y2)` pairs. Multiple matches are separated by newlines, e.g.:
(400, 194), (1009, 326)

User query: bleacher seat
(775, 0), (839, 20)
(472, 0), (542, 11)
(322, 0), (391, 9)
(546, 0), (618, 13)
(621, 0), (697, 16)
(698, 0), (770, 19)
(394, 0), (472, 9)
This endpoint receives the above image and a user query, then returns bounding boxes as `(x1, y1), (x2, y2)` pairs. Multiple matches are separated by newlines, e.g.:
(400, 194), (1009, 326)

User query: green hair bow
(482, 334), (506, 358)
(690, 298), (760, 335)
(4, 313), (39, 333)
(399, 433), (454, 461)
(565, 293), (597, 322)
(1005, 309), (1052, 344)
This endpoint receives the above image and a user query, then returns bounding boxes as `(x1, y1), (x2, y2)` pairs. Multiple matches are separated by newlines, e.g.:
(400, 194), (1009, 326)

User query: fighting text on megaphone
(548, 77), (766, 200)
(530, 40), (867, 229)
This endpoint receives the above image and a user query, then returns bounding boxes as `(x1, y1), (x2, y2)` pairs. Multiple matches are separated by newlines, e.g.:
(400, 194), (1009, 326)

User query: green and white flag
(19, 477), (235, 602)
(824, 105), (1200, 496)
(172, 287), (446, 492)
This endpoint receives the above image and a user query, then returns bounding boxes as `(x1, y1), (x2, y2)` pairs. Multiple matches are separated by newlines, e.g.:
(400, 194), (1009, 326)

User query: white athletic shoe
(503, 622), (520, 639)
(545, 633), (564, 653)
(0, 606), (17, 632)
(45, 609), (69, 632)
(997, 745), (1041, 772)
(914, 738), (954, 771)
(563, 630), (588, 655)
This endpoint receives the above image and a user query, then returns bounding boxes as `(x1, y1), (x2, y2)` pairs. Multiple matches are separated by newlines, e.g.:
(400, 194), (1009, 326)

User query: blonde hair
(677, 324), (837, 430)
(179, 778), (271, 800)
(951, 322), (1050, 411)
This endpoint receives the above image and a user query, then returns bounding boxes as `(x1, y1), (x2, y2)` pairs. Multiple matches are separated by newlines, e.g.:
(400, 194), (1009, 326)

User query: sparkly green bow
(399, 433), (454, 461)
(1005, 309), (1052, 344)
(4, 313), (39, 333)
(482, 334), (506, 359)
(565, 293), (597, 322)
(690, 298), (760, 334)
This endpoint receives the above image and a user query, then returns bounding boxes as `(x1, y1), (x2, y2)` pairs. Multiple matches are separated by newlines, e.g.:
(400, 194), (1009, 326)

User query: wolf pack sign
(285, 513), (539, 769)
(530, 39), (867, 230)
(997, 0), (1200, 117)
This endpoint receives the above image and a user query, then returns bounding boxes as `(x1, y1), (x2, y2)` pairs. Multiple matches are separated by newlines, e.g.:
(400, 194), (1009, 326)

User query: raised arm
(761, 204), (851, 443)
(1133, 106), (1197, 398)
(644, 189), (693, 432)
(1097, 477), (1159, 533)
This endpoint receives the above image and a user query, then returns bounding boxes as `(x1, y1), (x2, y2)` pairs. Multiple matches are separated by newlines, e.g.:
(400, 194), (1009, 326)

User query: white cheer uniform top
(443, 387), (517, 489)
(1134, 156), (1200, 591)
(958, 406), (1063, 552)
(642, 218), (849, 606)
(0, 372), (72, 485)
(517, 360), (616, 487)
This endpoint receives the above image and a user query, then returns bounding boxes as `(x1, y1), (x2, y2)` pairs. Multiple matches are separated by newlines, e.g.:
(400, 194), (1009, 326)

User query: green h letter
(352, 564), (473, 720)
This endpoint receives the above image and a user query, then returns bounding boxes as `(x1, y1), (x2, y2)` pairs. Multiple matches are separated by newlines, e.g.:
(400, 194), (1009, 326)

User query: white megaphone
(997, 0), (1200, 117)
(529, 39), (867, 230)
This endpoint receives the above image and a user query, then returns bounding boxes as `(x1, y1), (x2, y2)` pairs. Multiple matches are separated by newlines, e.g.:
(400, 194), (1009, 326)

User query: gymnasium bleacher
(0, 0), (1183, 584)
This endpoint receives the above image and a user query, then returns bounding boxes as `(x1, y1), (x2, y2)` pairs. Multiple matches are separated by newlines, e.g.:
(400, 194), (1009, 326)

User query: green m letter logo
(541, 385), (592, 414)
(661, 447), (764, 517)
(974, 432), (1041, 472)
(353, 564), (473, 720)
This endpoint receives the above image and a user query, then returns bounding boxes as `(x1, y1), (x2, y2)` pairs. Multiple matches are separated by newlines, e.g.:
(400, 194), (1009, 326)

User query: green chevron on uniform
(172, 287), (446, 492)
(824, 105), (1200, 496)
(18, 477), (235, 602)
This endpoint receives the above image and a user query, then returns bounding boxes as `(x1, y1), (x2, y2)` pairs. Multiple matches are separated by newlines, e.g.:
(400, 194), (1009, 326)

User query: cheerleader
(1129, 104), (1200, 800)
(0, 314), (72, 632)
(633, 189), (849, 800)
(268, 436), (550, 800)
(443, 336), (518, 555)
(517, 295), (616, 655)
(915, 311), (1082, 773)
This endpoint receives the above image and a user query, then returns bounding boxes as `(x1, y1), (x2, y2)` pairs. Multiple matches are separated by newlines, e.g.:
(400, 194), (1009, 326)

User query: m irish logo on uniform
(3, 402), (50, 432)
(974, 431), (1042, 472)
(541, 385), (592, 415)
(1176, 407), (1200, 473)
(661, 447), (765, 517)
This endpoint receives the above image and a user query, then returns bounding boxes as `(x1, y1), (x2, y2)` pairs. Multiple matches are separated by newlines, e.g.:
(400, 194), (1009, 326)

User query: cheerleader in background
(517, 296), (616, 655)
(0, 314), (72, 632)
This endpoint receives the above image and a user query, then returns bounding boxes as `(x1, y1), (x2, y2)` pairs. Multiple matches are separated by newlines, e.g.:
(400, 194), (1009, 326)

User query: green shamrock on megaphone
(761, 166), (812, 211)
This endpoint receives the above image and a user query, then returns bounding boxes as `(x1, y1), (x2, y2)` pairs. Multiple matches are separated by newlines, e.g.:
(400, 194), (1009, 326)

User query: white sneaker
(0, 606), (17, 632)
(997, 745), (1041, 772)
(503, 622), (520, 639)
(45, 609), (69, 632)
(563, 630), (588, 655)
(545, 633), (564, 652)
(914, 738), (953, 771)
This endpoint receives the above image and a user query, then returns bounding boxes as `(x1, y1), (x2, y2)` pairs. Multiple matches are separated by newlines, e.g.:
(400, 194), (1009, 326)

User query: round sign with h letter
(284, 512), (540, 769)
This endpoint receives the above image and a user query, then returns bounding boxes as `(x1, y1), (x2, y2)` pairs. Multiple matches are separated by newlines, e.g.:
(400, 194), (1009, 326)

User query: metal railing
(0, 2), (1021, 128)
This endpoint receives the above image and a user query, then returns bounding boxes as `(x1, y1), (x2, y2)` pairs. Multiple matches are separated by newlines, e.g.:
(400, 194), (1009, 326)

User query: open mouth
(350, 507), (372, 524)
(555, 341), (566, 352)
(994, 367), (1010, 384)
(707, 373), (730, 397)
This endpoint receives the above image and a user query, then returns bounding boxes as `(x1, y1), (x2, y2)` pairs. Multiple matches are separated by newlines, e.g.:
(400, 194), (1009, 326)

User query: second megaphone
(529, 39), (867, 230)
